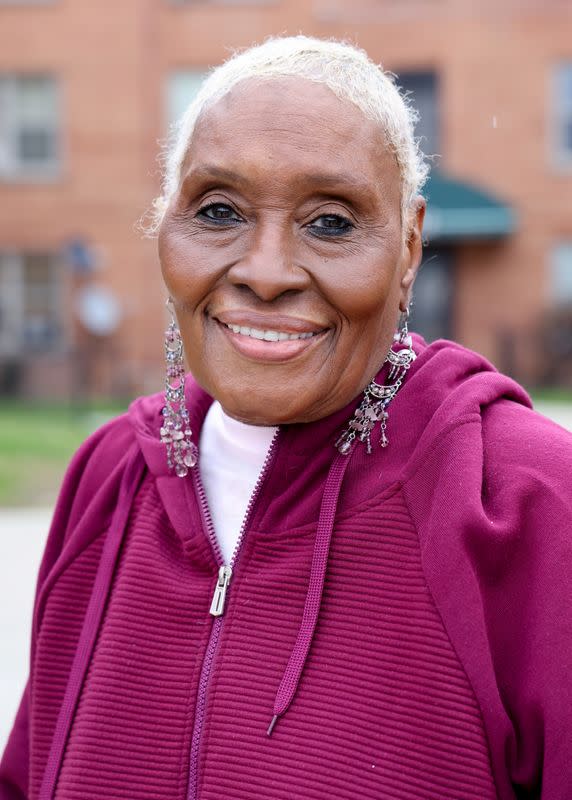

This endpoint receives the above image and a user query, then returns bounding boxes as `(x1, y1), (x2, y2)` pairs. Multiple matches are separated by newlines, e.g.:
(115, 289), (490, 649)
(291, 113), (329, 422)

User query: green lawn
(0, 403), (126, 507)
(528, 387), (572, 404)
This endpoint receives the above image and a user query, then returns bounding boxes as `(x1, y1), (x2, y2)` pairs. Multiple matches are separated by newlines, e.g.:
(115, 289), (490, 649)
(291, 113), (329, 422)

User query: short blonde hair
(151, 35), (429, 232)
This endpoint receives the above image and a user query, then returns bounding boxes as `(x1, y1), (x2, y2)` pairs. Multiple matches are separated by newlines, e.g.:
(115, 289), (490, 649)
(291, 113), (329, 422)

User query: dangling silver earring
(160, 298), (198, 477)
(335, 307), (415, 456)
(395, 305), (412, 346)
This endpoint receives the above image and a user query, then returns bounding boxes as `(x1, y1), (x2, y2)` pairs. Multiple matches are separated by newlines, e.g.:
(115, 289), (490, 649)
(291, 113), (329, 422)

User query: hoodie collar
(127, 335), (532, 550)
(128, 342), (401, 475)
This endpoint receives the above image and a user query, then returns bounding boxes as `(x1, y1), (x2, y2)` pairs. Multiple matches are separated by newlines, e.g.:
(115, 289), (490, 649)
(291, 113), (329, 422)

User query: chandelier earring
(335, 306), (415, 456)
(160, 298), (198, 477)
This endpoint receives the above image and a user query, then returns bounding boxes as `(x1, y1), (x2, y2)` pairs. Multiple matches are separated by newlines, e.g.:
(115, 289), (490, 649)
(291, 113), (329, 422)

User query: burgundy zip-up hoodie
(2, 337), (572, 799)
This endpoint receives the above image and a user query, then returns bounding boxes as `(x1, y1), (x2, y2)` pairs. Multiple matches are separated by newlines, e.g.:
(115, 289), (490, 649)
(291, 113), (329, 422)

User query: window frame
(549, 242), (572, 308)
(0, 74), (61, 182)
(395, 69), (440, 159)
(550, 62), (572, 171)
(166, 68), (209, 129)
(0, 251), (65, 357)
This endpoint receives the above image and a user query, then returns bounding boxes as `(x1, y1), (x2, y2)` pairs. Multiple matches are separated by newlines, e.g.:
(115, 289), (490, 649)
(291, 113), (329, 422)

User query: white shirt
(199, 401), (278, 564)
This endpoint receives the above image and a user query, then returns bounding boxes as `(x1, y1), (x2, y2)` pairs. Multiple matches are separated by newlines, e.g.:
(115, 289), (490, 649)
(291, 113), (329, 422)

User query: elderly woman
(2, 36), (571, 800)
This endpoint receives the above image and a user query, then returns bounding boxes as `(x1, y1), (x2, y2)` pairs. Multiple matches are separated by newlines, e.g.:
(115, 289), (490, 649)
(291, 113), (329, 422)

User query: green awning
(423, 173), (516, 242)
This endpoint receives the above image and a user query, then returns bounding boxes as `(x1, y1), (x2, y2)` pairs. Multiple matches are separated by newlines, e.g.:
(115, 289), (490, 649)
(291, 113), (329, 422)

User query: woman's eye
(197, 203), (242, 223)
(309, 214), (354, 236)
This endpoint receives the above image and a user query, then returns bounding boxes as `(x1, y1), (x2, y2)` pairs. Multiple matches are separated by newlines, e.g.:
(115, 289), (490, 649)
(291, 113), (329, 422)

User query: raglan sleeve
(0, 414), (133, 800)
(476, 407), (572, 798)
(403, 399), (572, 799)
(0, 686), (30, 800)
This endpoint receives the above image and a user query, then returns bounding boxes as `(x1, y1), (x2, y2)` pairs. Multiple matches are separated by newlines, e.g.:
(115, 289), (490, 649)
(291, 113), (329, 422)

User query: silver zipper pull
(209, 565), (232, 617)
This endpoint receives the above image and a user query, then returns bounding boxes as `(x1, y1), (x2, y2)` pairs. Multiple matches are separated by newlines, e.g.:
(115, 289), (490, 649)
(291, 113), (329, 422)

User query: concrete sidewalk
(2, 402), (571, 750)
(1, 509), (52, 747)
(535, 401), (572, 432)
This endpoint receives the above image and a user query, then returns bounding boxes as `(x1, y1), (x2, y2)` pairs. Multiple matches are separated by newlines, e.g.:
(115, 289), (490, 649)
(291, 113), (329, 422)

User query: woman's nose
(226, 223), (311, 302)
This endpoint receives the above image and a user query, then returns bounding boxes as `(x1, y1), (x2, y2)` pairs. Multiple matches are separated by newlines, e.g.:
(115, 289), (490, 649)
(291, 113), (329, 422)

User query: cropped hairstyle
(150, 35), (429, 233)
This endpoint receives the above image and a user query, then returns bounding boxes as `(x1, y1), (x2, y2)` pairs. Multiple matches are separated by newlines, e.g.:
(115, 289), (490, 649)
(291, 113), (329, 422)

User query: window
(166, 70), (208, 128)
(396, 71), (440, 157)
(0, 253), (64, 355)
(550, 243), (572, 306)
(552, 63), (572, 166)
(0, 75), (60, 178)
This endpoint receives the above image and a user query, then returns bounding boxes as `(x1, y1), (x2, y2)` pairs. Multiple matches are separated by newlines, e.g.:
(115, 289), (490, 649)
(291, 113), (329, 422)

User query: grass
(0, 403), (126, 507)
(528, 387), (572, 404)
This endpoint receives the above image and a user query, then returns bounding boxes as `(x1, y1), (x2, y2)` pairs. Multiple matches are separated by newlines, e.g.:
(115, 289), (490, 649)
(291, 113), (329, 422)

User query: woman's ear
(399, 196), (426, 311)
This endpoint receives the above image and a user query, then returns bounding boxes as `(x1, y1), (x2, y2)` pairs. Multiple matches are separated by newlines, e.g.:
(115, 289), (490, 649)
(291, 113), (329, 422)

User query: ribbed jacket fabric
(2, 337), (572, 799)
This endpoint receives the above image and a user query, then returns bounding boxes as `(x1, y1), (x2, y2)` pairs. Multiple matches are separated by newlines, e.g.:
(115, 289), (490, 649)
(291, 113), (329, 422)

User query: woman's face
(159, 77), (425, 425)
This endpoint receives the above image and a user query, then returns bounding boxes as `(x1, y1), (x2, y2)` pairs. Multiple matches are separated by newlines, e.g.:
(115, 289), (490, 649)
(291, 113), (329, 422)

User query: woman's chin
(213, 388), (331, 427)
(217, 397), (307, 427)
(192, 326), (343, 425)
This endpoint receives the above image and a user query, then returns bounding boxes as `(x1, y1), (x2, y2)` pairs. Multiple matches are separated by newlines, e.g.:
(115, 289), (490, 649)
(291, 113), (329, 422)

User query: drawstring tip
(267, 715), (279, 736)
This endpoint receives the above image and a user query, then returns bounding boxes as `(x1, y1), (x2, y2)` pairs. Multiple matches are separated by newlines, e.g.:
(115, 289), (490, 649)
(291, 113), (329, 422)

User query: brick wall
(0, 0), (570, 396)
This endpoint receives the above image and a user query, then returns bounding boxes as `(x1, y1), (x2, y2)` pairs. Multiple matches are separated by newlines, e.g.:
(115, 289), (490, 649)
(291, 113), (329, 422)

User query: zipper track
(186, 428), (280, 800)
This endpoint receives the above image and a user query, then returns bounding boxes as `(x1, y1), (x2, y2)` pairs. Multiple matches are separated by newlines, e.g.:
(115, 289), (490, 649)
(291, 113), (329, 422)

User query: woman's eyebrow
(184, 165), (370, 192)
(302, 171), (370, 191)
(184, 165), (248, 186)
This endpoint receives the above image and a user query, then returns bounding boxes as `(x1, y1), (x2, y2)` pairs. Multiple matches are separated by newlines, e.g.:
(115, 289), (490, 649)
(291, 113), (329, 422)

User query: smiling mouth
(212, 315), (330, 363)
(222, 322), (321, 341)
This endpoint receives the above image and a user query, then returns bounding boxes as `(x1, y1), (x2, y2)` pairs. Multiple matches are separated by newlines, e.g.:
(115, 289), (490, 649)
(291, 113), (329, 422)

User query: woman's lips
(212, 315), (329, 363)
(213, 309), (326, 335)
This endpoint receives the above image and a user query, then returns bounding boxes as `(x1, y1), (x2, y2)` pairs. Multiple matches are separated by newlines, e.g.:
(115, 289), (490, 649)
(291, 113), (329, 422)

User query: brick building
(0, 0), (571, 398)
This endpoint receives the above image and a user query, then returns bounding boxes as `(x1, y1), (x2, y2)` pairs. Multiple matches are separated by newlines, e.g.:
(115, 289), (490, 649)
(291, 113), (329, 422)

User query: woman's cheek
(325, 265), (397, 323)
(160, 240), (214, 302)
(169, 232), (249, 290)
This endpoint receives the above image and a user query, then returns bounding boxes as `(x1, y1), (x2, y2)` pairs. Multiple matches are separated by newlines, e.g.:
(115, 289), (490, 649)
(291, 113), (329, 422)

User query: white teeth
(224, 323), (318, 341)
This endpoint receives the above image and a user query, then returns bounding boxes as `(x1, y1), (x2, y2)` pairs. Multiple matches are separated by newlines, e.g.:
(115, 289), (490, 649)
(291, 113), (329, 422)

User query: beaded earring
(160, 298), (198, 477)
(335, 308), (415, 455)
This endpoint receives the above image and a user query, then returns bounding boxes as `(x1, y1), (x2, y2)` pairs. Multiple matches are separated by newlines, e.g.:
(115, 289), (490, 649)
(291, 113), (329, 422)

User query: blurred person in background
(2, 36), (571, 800)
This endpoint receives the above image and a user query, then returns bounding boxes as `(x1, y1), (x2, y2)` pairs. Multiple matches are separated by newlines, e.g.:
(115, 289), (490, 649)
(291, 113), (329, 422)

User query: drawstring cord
(267, 451), (352, 736)
(39, 447), (145, 800)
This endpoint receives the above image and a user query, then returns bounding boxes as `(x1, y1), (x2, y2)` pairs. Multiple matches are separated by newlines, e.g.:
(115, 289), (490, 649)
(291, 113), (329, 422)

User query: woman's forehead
(184, 77), (400, 192)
